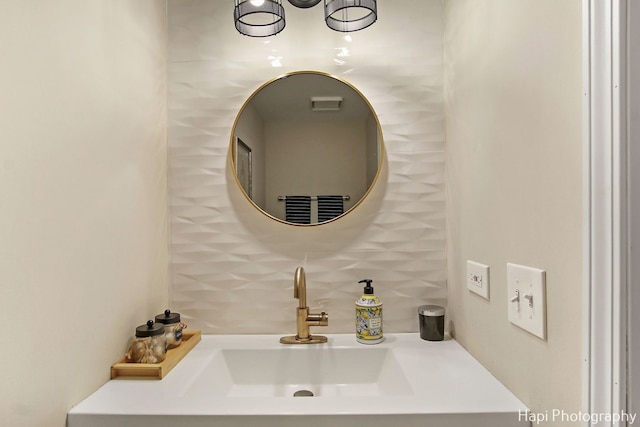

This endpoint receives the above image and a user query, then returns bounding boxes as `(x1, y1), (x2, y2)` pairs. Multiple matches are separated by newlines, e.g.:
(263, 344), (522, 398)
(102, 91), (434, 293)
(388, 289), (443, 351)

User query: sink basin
(68, 334), (530, 427)
(194, 347), (412, 397)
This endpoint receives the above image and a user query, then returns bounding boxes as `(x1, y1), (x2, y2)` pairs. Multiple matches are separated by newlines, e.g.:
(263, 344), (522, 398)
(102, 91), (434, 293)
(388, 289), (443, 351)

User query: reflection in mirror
(231, 71), (383, 225)
(236, 138), (252, 198)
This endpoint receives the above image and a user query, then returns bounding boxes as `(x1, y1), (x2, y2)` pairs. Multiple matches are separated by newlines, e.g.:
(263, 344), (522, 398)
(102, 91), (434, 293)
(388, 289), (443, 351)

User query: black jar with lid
(125, 320), (167, 363)
(154, 309), (186, 349)
(418, 305), (445, 341)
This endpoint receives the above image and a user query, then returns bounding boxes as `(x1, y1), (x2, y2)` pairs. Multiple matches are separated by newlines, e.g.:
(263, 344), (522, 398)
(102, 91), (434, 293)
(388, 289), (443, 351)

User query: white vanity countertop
(68, 333), (529, 427)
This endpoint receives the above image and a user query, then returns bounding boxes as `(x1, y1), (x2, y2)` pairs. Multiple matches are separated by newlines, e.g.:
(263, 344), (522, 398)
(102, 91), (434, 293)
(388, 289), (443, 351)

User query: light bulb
(250, 0), (265, 6)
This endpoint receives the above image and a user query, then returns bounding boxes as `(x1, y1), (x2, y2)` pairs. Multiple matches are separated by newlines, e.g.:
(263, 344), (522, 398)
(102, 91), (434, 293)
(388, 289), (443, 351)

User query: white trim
(581, 0), (592, 417)
(612, 0), (628, 418)
(582, 1), (628, 425)
(627, 0), (640, 417)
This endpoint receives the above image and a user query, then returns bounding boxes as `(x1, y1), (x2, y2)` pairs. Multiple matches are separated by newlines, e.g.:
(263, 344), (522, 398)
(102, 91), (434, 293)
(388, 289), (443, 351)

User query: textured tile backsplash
(168, 0), (446, 334)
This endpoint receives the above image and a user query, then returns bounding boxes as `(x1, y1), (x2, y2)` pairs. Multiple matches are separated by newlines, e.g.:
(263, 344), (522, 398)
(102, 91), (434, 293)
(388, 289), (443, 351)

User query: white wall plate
(467, 260), (490, 300)
(507, 263), (547, 340)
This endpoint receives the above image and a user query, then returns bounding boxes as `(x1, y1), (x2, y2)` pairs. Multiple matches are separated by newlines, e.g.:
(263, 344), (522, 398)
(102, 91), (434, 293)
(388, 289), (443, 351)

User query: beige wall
(0, 2), (168, 426)
(444, 0), (583, 422)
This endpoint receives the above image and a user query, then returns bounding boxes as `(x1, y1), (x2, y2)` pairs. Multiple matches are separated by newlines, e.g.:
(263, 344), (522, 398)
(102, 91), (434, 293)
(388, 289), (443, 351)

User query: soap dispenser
(355, 279), (383, 344)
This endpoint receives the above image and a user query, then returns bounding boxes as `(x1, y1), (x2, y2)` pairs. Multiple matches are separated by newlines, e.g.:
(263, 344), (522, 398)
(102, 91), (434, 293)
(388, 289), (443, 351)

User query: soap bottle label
(356, 305), (383, 341)
(368, 316), (382, 329)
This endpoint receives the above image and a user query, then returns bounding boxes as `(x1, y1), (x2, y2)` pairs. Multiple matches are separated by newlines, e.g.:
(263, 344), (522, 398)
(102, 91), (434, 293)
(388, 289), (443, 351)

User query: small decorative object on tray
(126, 320), (166, 364)
(154, 309), (187, 349)
(112, 330), (201, 379)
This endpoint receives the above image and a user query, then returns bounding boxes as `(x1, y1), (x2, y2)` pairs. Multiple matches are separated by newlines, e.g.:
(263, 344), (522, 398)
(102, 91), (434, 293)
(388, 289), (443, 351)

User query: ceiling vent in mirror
(311, 96), (343, 111)
(234, 0), (377, 37)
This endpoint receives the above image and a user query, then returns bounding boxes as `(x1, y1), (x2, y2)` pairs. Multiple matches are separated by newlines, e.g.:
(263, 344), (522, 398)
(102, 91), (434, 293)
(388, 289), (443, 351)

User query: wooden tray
(111, 330), (201, 379)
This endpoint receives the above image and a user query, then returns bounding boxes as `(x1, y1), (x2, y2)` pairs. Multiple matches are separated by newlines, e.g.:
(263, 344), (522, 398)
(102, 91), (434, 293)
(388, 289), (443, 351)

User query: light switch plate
(507, 263), (547, 340)
(467, 260), (490, 300)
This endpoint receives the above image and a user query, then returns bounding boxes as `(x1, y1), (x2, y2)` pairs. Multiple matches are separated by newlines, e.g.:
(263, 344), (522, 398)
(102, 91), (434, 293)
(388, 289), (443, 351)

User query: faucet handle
(306, 311), (329, 326)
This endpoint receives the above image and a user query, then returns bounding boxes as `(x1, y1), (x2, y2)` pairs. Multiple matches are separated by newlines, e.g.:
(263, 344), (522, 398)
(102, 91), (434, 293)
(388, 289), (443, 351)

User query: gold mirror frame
(229, 71), (385, 226)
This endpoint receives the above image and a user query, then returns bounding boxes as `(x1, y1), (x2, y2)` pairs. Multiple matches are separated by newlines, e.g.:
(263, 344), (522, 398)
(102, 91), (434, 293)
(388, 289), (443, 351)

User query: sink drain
(293, 389), (314, 397)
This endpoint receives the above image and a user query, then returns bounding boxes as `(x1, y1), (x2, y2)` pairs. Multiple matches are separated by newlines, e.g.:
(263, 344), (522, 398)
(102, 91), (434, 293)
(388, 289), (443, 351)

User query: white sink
(193, 347), (412, 397)
(68, 334), (530, 427)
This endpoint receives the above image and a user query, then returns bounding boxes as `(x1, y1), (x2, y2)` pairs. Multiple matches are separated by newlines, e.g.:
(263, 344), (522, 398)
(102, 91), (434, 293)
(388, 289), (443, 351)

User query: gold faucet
(280, 267), (328, 344)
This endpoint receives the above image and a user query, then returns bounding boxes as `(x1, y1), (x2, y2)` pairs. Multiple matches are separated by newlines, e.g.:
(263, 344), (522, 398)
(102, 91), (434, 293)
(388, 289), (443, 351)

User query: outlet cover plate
(507, 263), (547, 340)
(467, 260), (490, 300)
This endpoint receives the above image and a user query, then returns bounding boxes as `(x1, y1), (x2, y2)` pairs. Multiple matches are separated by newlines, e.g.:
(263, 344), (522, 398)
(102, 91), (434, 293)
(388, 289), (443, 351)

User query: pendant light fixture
(233, 0), (286, 37)
(233, 0), (377, 37)
(325, 0), (377, 32)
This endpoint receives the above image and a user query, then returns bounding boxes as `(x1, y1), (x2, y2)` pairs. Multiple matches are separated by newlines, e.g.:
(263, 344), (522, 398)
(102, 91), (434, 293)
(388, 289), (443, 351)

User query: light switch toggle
(510, 290), (520, 303)
(524, 293), (533, 307)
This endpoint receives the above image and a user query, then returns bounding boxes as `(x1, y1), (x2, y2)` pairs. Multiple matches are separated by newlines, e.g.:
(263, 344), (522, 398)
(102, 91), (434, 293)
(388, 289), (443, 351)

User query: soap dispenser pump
(355, 279), (383, 344)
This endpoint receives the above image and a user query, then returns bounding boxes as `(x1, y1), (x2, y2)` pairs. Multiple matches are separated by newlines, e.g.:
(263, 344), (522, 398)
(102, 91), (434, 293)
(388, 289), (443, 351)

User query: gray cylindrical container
(418, 305), (445, 341)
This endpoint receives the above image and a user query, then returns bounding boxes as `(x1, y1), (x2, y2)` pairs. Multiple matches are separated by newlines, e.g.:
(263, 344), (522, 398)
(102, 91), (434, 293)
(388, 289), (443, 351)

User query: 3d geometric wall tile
(168, 0), (446, 334)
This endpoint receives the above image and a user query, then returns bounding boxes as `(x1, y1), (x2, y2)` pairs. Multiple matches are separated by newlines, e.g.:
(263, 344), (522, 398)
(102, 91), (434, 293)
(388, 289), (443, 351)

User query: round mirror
(230, 71), (384, 225)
